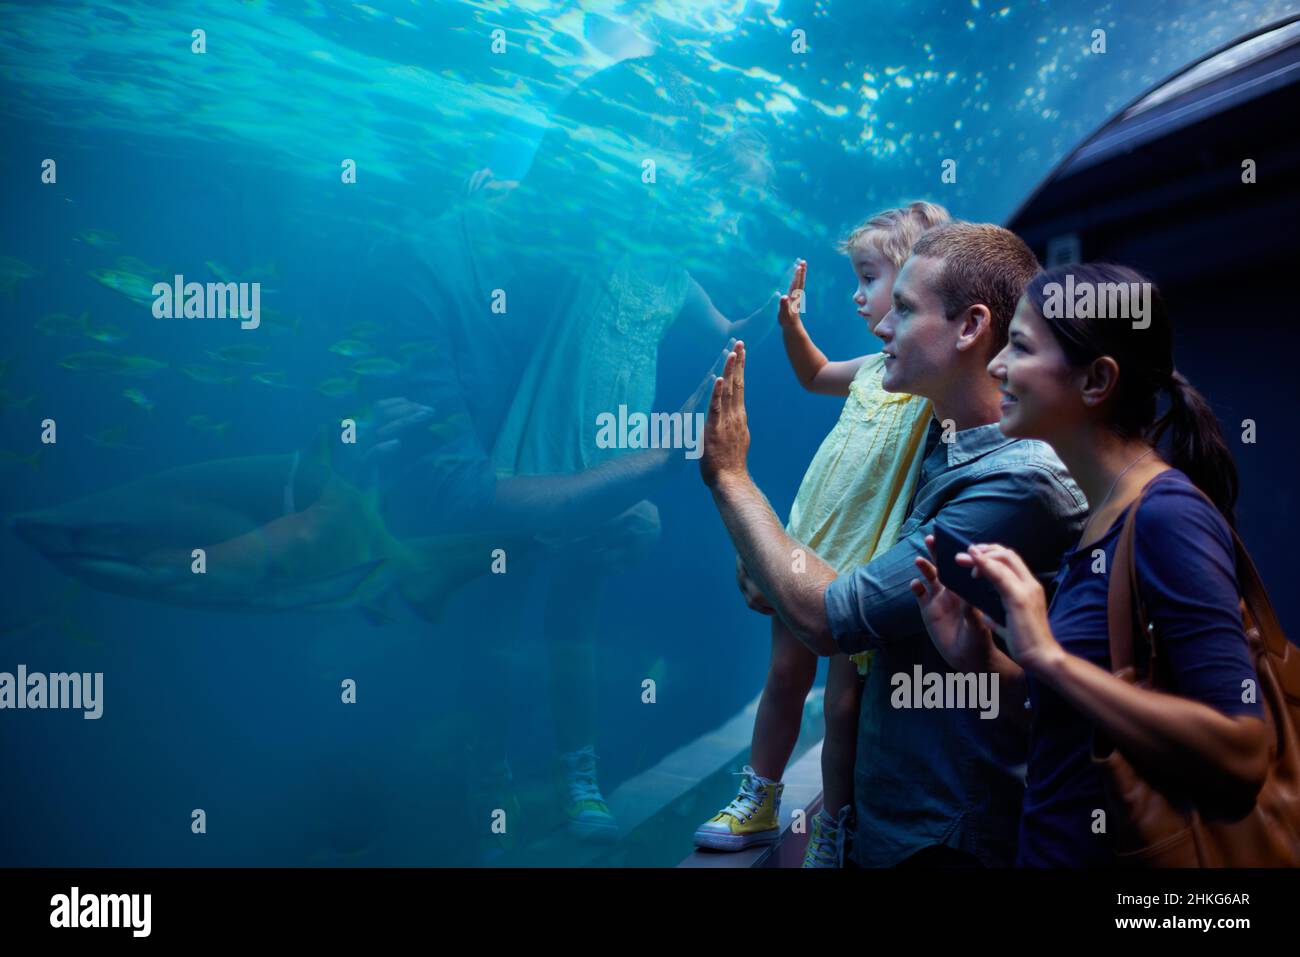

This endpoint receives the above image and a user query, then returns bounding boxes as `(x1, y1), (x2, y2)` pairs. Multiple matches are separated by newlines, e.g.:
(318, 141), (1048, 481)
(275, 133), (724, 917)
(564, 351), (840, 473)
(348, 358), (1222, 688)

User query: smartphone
(931, 521), (1007, 627)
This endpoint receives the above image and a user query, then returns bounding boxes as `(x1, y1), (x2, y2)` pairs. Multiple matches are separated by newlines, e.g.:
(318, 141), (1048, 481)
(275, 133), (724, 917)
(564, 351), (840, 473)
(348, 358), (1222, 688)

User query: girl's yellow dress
(784, 352), (932, 674)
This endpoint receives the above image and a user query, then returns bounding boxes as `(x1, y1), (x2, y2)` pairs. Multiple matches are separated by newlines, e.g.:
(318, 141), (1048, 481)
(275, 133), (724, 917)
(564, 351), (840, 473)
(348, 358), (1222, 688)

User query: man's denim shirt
(823, 416), (1087, 867)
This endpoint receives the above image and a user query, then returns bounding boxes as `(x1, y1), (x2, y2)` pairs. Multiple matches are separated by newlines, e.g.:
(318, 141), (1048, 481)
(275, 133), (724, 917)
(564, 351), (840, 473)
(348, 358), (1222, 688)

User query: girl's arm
(677, 260), (863, 396)
(778, 259), (862, 397)
(966, 542), (1269, 819)
(783, 320), (864, 396)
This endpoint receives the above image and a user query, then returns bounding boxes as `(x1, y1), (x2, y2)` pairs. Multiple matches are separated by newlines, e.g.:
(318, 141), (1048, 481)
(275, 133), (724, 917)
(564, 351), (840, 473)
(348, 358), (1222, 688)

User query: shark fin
(303, 425), (337, 472)
(301, 421), (377, 491)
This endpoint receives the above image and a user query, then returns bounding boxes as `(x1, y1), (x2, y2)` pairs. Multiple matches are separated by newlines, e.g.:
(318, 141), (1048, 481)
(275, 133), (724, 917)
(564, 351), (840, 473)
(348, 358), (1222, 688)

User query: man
(699, 224), (1088, 867)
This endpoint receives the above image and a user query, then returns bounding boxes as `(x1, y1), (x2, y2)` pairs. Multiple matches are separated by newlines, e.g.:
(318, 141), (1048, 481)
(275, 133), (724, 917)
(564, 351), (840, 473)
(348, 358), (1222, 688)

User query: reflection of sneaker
(467, 758), (522, 864)
(558, 746), (619, 842)
(802, 804), (851, 868)
(693, 766), (783, 851)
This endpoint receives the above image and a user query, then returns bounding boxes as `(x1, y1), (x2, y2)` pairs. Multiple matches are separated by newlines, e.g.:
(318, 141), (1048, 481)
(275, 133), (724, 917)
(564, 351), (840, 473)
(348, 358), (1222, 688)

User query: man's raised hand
(700, 340), (751, 488)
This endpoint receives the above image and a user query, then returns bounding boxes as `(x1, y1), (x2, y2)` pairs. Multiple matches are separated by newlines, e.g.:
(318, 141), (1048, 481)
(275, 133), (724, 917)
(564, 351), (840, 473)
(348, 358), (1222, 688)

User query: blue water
(1, 0), (1292, 866)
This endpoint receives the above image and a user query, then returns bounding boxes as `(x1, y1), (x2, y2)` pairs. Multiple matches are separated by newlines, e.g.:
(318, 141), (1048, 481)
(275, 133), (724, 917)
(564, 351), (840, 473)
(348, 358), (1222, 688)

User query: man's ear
(954, 303), (992, 355)
(1080, 356), (1120, 408)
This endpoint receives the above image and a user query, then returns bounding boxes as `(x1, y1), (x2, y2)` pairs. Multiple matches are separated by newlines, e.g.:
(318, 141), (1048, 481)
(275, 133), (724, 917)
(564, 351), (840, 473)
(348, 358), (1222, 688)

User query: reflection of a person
(357, 202), (697, 860)
(471, 54), (781, 843)
(362, 47), (781, 857)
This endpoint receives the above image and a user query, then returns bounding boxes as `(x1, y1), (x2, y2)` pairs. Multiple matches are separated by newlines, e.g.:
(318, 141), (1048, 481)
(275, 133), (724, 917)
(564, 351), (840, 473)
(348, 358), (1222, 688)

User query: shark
(7, 437), (515, 623)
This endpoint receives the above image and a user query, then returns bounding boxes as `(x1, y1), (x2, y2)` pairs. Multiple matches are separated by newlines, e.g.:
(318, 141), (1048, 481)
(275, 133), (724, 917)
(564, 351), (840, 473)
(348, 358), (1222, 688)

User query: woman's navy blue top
(1018, 468), (1264, 867)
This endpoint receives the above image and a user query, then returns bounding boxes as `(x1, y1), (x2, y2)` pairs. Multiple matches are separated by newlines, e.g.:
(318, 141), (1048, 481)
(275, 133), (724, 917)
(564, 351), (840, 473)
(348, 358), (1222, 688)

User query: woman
(910, 262), (1268, 866)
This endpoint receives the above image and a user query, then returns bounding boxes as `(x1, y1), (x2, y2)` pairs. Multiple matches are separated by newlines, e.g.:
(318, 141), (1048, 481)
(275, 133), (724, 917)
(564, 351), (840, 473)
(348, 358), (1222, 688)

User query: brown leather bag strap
(1107, 470), (1289, 673)
(1157, 472), (1288, 658)
(1106, 493), (1150, 677)
(1105, 473), (1189, 678)
(1227, 528), (1288, 657)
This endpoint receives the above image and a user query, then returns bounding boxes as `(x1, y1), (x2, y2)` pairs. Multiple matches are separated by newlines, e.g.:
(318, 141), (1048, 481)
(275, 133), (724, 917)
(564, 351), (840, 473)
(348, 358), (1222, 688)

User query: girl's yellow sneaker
(692, 766), (783, 851)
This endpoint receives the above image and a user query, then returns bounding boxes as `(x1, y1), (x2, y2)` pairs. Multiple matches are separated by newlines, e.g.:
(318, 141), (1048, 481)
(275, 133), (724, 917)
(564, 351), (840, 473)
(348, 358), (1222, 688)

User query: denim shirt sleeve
(824, 460), (1084, 655)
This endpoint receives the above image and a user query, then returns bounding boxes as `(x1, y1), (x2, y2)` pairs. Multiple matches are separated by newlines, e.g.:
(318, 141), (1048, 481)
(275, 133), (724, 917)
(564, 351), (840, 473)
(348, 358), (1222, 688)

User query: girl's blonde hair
(837, 201), (952, 269)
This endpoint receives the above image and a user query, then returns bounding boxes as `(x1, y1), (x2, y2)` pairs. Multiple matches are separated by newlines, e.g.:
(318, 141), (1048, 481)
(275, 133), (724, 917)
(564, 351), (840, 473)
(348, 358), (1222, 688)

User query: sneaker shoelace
(806, 806), (851, 867)
(805, 813), (840, 866)
(719, 768), (768, 824)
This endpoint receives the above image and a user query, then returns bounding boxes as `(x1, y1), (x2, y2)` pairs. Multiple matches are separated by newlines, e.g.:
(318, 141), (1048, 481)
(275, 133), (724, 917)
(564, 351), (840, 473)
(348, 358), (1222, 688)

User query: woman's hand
(910, 534), (997, 672)
(777, 259), (807, 330)
(960, 543), (1065, 675)
(736, 554), (776, 615)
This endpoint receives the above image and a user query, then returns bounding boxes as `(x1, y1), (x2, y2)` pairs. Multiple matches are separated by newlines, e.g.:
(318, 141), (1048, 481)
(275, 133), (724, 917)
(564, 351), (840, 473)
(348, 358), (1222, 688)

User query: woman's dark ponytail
(1025, 264), (1239, 527)
(1149, 371), (1238, 527)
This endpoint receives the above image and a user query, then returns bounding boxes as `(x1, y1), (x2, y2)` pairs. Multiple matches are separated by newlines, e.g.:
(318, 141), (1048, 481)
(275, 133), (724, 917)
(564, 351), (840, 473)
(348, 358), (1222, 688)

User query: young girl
(694, 201), (951, 866)
(911, 263), (1270, 866)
